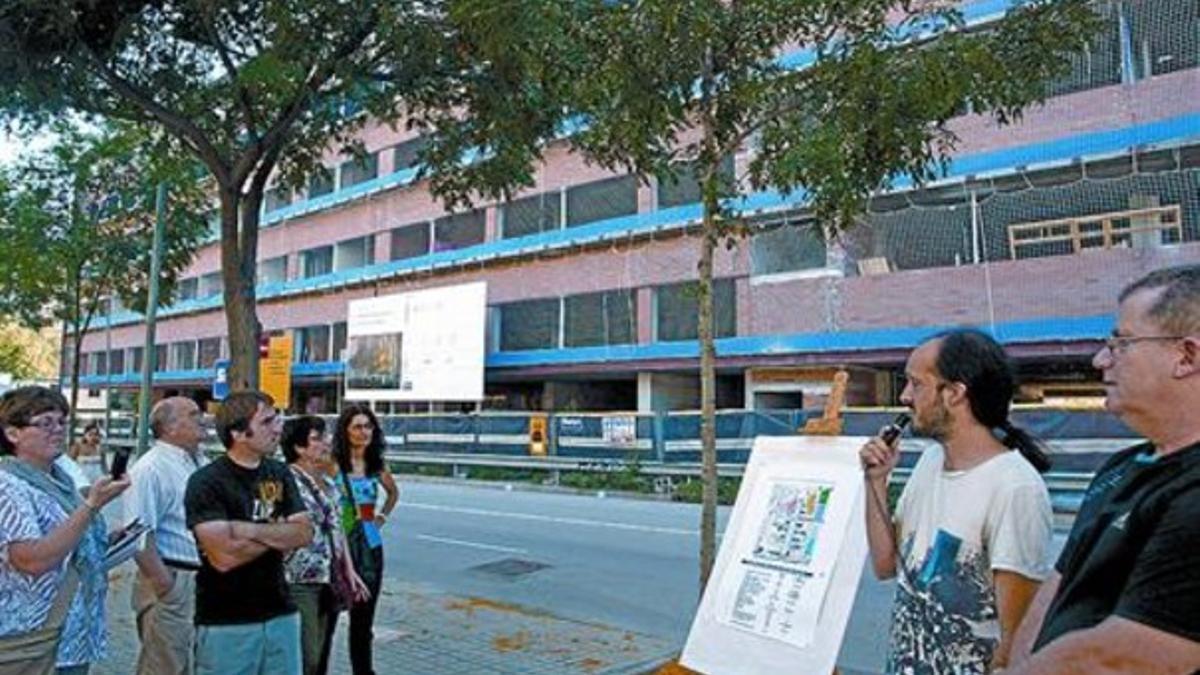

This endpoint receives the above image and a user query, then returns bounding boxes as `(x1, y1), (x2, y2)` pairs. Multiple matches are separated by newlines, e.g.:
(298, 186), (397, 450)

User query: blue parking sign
(212, 359), (230, 400)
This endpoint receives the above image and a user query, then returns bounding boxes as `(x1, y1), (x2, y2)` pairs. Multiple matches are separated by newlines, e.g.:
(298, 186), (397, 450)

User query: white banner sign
(345, 281), (487, 402)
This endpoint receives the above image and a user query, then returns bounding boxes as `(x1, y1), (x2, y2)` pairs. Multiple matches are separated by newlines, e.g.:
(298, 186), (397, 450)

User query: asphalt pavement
(94, 479), (1065, 674)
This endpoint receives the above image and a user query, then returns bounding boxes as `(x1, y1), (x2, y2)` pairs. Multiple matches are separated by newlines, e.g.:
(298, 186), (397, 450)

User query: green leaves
(0, 122), (209, 331)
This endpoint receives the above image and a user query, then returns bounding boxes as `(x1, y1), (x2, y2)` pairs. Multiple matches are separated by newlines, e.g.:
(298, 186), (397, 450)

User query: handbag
(339, 472), (381, 592)
(0, 565), (80, 675)
(292, 469), (357, 611)
(328, 547), (357, 612)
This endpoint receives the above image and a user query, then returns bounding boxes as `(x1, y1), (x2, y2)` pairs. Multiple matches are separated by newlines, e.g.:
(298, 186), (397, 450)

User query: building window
(92, 352), (108, 377)
(198, 337), (222, 369)
(257, 256), (288, 285)
(501, 191), (562, 239)
(332, 322), (348, 361)
(154, 345), (169, 373)
(750, 215), (827, 276)
(108, 349), (125, 375)
(171, 342), (197, 371)
(199, 272), (223, 299)
(434, 210), (486, 252)
(333, 235), (375, 272)
(655, 279), (736, 342)
(390, 222), (432, 261)
(128, 347), (144, 374)
(309, 170), (335, 199)
(566, 175), (638, 228)
(301, 245), (334, 278)
(296, 325), (332, 363)
(498, 298), (560, 351)
(657, 156), (735, 209)
(339, 152), (379, 189)
(1130, 0), (1199, 78)
(176, 277), (199, 302)
(563, 290), (636, 347)
(264, 185), (292, 213)
(392, 136), (430, 173)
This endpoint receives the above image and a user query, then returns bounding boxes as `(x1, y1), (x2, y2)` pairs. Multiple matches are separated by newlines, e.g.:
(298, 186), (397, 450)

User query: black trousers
(349, 545), (385, 675)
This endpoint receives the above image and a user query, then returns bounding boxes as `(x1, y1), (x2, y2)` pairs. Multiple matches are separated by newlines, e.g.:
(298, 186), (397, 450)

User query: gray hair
(1120, 264), (1200, 336)
(149, 398), (180, 439)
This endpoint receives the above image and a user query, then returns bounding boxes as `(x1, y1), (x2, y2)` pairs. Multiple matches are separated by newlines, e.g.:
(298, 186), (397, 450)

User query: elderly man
(1009, 264), (1200, 673)
(125, 396), (208, 675)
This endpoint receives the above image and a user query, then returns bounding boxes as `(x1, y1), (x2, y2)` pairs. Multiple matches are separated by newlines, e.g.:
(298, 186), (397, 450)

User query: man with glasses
(126, 396), (208, 675)
(184, 391), (313, 675)
(1009, 264), (1200, 673)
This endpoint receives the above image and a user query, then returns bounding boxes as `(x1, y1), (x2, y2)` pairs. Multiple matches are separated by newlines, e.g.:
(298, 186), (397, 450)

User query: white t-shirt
(885, 446), (1053, 674)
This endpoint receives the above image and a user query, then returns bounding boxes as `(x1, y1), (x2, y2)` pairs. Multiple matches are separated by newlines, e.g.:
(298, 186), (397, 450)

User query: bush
(559, 469), (654, 493)
(672, 477), (742, 505)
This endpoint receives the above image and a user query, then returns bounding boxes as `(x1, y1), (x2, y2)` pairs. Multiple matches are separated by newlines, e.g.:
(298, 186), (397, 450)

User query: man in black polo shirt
(1009, 264), (1200, 673)
(185, 391), (313, 675)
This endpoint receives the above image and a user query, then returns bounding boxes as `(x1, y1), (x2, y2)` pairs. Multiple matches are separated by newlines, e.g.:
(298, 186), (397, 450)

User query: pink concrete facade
(78, 70), (1200, 368)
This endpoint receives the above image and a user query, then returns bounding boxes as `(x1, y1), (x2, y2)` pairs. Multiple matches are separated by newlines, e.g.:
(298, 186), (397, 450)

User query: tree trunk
(219, 188), (261, 391)
(697, 178), (720, 593)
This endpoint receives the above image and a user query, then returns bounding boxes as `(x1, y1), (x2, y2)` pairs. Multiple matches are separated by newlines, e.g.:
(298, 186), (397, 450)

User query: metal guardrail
(105, 437), (1095, 517)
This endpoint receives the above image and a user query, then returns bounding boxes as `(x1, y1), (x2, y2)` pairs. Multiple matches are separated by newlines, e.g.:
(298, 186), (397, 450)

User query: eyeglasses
(349, 422), (375, 431)
(1102, 335), (1188, 354)
(25, 416), (67, 432)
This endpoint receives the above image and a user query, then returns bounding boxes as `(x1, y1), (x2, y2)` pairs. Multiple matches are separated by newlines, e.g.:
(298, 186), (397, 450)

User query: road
(387, 479), (905, 674)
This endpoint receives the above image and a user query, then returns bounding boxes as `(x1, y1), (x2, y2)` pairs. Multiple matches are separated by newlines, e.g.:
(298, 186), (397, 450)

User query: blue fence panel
(475, 414), (534, 455)
(553, 414), (656, 461)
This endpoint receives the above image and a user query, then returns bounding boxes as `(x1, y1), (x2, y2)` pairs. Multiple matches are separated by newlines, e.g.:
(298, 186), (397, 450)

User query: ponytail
(999, 420), (1052, 473)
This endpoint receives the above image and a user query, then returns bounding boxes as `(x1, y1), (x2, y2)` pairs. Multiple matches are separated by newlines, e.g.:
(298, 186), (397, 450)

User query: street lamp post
(136, 182), (167, 457)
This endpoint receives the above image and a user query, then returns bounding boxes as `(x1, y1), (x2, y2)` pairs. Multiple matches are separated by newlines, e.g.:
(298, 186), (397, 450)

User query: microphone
(880, 413), (911, 445)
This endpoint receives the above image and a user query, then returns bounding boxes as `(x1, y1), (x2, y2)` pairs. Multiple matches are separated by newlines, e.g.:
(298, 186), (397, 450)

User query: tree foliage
(0, 0), (561, 390)
(0, 121), (209, 433)
(415, 0), (1099, 589)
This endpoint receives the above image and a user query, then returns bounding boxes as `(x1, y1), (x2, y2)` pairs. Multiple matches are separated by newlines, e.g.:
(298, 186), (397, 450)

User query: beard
(914, 403), (953, 441)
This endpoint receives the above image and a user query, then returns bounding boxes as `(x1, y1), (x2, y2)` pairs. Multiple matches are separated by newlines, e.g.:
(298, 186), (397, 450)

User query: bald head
(149, 396), (205, 451)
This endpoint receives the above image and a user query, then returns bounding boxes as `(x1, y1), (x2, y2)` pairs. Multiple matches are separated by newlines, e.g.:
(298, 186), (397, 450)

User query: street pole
(136, 182), (167, 457)
(103, 295), (113, 470)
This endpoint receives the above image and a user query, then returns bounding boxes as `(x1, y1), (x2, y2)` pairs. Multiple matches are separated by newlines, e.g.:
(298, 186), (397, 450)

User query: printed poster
(682, 436), (870, 675)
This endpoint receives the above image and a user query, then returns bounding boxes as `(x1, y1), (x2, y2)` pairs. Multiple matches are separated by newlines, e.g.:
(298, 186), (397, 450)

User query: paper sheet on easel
(681, 436), (869, 675)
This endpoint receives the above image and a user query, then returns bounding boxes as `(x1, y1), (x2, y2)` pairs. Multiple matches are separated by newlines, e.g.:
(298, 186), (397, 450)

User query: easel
(801, 370), (848, 436)
(660, 369), (851, 675)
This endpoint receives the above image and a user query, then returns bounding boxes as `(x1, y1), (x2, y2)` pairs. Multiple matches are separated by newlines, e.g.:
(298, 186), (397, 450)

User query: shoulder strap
(44, 563), (80, 630)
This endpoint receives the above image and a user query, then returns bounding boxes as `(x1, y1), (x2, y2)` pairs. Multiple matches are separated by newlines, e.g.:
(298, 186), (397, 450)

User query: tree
(415, 0), (1099, 589)
(0, 0), (555, 390)
(0, 122), (209, 439)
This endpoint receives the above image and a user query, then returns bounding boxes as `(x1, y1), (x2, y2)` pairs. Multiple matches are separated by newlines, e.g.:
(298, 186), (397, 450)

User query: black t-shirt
(1034, 441), (1200, 649)
(184, 454), (306, 625)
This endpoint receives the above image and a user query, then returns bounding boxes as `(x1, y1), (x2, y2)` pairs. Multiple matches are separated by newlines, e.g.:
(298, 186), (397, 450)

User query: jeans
(195, 612), (301, 675)
(348, 546), (384, 675)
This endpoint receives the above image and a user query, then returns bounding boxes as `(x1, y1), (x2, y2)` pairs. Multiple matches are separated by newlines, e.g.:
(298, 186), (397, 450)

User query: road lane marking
(401, 502), (700, 536)
(415, 533), (528, 555)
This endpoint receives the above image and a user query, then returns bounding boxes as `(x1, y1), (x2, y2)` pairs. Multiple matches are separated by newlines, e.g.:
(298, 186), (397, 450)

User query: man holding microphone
(861, 329), (1053, 673)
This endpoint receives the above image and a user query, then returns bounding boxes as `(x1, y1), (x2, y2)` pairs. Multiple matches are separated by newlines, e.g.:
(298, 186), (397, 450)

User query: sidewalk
(94, 566), (679, 675)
